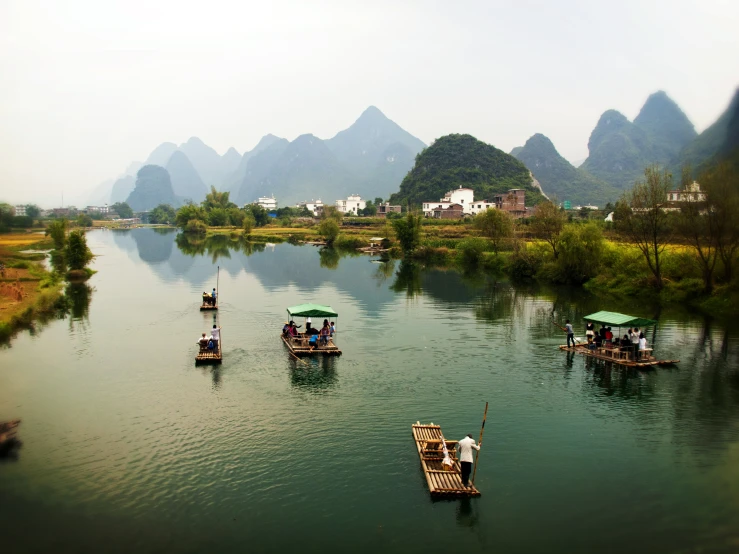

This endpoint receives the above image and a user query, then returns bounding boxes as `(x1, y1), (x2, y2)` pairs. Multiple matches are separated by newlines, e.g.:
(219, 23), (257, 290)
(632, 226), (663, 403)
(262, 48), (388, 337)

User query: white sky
(1, 0), (738, 206)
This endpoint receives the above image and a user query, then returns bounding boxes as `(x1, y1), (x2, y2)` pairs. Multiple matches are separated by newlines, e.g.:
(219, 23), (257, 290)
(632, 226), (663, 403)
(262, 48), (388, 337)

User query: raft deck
(412, 422), (480, 497)
(195, 343), (222, 364)
(559, 344), (679, 368)
(200, 302), (218, 311)
(281, 334), (342, 356)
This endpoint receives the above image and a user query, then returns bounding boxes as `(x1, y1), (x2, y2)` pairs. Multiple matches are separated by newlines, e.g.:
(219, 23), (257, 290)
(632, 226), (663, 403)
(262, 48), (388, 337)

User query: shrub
(184, 219), (207, 235)
(457, 237), (488, 267)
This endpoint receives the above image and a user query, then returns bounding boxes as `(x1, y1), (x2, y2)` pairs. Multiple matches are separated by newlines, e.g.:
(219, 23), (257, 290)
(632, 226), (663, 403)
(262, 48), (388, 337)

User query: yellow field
(0, 232), (47, 247)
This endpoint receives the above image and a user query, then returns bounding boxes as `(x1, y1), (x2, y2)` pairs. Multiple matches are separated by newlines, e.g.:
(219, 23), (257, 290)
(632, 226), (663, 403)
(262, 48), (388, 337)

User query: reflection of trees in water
(473, 281), (526, 324)
(373, 258), (396, 285)
(672, 318), (739, 453)
(176, 233), (266, 262)
(391, 261), (422, 298)
(289, 356), (337, 392)
(319, 247), (340, 270)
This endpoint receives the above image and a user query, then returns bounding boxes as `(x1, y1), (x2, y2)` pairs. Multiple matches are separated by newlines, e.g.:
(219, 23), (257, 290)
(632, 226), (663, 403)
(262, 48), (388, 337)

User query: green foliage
(392, 212), (422, 255)
(531, 201), (567, 259)
(0, 203), (14, 232)
(208, 207), (229, 227)
(389, 134), (546, 209)
(243, 215), (256, 235)
(473, 208), (513, 253)
(203, 186), (236, 211)
(175, 203), (207, 229)
(457, 237), (488, 267)
(149, 204), (176, 224)
(321, 206), (343, 222)
(65, 230), (93, 271)
(227, 207), (245, 227)
(361, 200), (377, 216)
(551, 223), (605, 284)
(46, 219), (68, 250)
(12, 216), (33, 228)
(243, 204), (270, 227)
(77, 214), (93, 227)
(317, 219), (340, 244)
(111, 202), (134, 219)
(184, 219), (207, 235)
(25, 204), (40, 218)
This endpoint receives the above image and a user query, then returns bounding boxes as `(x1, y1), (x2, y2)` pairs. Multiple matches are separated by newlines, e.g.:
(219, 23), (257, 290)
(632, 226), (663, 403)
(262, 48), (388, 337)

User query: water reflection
(289, 356), (337, 393)
(318, 247), (340, 270)
(391, 261), (422, 298)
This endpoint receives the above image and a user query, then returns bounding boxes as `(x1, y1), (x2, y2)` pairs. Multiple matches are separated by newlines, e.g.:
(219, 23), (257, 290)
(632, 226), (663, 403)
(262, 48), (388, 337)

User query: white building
(468, 200), (498, 216)
(335, 194), (366, 215)
(422, 187), (475, 217)
(668, 181), (705, 202)
(254, 195), (277, 211)
(85, 204), (110, 214)
(14, 205), (26, 216)
(296, 199), (324, 216)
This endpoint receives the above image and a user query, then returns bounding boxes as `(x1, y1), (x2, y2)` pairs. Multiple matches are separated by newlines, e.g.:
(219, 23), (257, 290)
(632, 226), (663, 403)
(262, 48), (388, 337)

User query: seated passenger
(202, 292), (210, 305)
(198, 333), (209, 350)
(282, 322), (290, 336)
(330, 322), (336, 336)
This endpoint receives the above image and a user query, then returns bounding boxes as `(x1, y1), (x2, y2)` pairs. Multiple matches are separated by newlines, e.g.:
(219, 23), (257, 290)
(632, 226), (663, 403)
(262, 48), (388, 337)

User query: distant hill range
(389, 134), (547, 208)
(88, 106), (426, 209)
(511, 89), (739, 204)
(510, 134), (618, 206)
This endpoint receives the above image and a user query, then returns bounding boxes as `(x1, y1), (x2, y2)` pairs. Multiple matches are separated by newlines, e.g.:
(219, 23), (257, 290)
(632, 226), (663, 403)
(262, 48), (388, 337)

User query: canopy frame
(583, 311), (657, 328)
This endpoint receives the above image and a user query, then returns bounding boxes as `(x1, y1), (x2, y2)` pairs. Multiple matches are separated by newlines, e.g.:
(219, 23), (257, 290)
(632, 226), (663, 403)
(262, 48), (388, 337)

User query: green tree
(361, 200), (377, 216)
(531, 201), (567, 259)
(392, 212), (422, 255)
(25, 204), (40, 218)
(615, 165), (673, 289)
(473, 208), (513, 253)
(175, 203), (207, 229)
(184, 219), (207, 235)
(0, 203), (14, 231)
(203, 186), (236, 211)
(77, 214), (93, 227)
(702, 161), (739, 283)
(243, 214), (256, 235)
(65, 230), (93, 270)
(227, 207), (245, 227)
(208, 207), (229, 226)
(111, 202), (133, 218)
(46, 218), (68, 250)
(317, 218), (340, 244)
(244, 204), (270, 227)
(149, 204), (176, 224)
(557, 223), (605, 284)
(321, 206), (343, 222)
(374, 197), (383, 206)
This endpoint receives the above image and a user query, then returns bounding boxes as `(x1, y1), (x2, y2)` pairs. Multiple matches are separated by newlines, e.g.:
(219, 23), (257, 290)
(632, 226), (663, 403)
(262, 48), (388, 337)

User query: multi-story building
(14, 205), (26, 216)
(667, 181), (705, 203)
(493, 189), (526, 218)
(376, 203), (402, 217)
(296, 199), (324, 216)
(254, 195), (277, 211)
(422, 187), (474, 217)
(335, 194), (366, 215)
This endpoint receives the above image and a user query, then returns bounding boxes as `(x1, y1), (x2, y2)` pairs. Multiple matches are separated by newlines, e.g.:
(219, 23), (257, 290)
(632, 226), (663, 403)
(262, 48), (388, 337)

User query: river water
(1, 228), (738, 554)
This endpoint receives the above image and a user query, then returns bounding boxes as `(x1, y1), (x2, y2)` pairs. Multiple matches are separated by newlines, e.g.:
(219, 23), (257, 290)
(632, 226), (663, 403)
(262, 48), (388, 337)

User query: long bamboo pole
(471, 401), (488, 485)
(216, 266), (220, 307)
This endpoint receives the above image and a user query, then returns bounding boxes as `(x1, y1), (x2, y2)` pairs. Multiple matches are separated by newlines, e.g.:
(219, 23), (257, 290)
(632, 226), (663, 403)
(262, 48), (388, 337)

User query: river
(1, 228), (738, 553)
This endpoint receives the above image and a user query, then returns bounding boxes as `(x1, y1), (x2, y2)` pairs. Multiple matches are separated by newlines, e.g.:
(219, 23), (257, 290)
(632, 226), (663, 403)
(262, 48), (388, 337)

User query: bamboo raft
(281, 334), (342, 356)
(559, 344), (679, 368)
(195, 341), (222, 364)
(412, 422), (480, 497)
(0, 419), (22, 457)
(199, 302), (218, 311)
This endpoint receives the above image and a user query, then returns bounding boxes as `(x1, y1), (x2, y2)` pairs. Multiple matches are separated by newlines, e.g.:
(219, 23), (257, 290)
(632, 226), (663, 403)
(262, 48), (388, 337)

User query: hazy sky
(2, 0), (738, 206)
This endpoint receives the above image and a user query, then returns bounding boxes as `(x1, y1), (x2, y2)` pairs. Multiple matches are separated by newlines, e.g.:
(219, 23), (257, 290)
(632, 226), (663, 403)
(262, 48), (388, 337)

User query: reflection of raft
(558, 344), (678, 368)
(281, 334), (342, 356)
(412, 422), (481, 497)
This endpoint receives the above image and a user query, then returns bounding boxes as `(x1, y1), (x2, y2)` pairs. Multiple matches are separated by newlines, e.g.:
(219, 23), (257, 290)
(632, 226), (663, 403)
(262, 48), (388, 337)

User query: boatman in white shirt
(457, 433), (481, 487)
(210, 324), (221, 351)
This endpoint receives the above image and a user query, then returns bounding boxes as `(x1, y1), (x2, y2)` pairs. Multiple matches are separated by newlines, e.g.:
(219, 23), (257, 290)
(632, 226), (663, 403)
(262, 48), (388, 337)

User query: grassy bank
(0, 232), (66, 342)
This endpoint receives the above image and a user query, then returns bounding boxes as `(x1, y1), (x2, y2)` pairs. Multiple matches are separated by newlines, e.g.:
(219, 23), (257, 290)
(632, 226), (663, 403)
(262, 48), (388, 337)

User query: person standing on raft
(457, 433), (481, 487)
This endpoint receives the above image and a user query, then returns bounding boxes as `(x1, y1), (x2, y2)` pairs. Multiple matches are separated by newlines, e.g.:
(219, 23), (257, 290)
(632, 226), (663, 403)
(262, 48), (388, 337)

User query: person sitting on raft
(330, 322), (336, 336)
(202, 292), (211, 305)
(288, 321), (300, 337)
(282, 322), (290, 336)
(198, 332), (209, 350)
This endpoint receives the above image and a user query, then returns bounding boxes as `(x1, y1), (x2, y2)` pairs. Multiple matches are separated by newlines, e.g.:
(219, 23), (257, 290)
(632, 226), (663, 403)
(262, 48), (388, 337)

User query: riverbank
(173, 218), (738, 318)
(0, 232), (64, 342)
